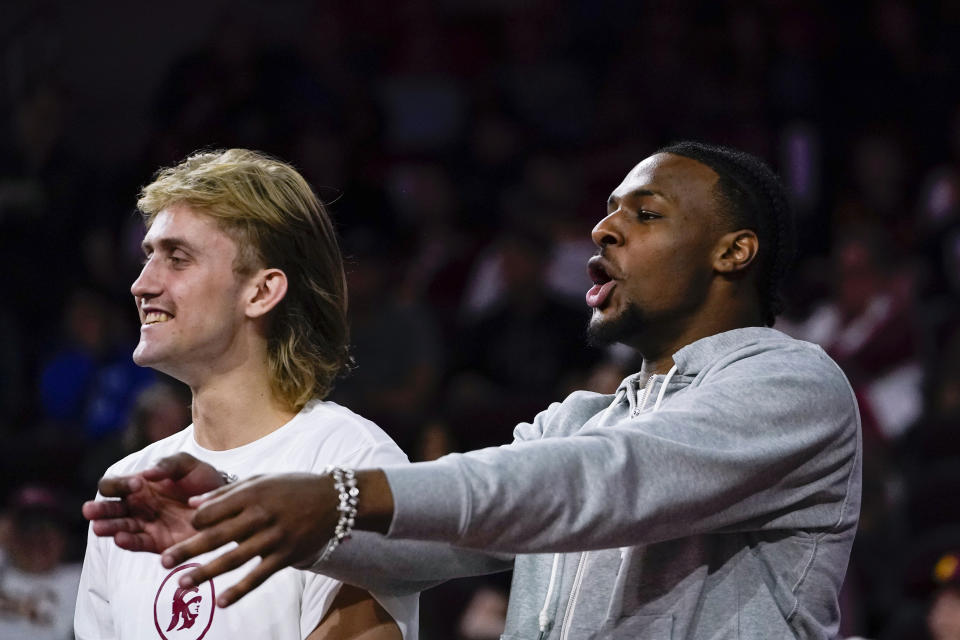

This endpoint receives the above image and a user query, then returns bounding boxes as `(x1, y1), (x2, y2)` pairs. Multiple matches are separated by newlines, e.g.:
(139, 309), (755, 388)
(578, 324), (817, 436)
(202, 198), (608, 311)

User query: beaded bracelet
(317, 467), (358, 563)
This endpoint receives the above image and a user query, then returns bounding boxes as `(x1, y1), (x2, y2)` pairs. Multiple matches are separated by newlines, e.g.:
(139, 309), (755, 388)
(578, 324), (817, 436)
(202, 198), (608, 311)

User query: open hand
(82, 452), (226, 553)
(160, 473), (339, 608)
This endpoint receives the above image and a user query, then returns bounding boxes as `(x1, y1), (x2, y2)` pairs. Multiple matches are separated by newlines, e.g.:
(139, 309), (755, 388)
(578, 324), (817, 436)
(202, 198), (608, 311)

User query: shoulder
(683, 329), (859, 422)
(292, 400), (410, 467)
(684, 328), (849, 385)
(296, 400), (397, 448)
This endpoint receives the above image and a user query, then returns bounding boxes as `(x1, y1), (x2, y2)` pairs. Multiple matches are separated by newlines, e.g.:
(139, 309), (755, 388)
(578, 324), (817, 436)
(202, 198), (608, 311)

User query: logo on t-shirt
(153, 564), (215, 640)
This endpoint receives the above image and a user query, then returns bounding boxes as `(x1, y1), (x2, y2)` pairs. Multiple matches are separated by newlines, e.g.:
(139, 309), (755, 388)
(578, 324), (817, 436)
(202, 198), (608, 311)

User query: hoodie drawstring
(598, 386), (627, 425)
(652, 364), (678, 412)
(537, 553), (562, 638)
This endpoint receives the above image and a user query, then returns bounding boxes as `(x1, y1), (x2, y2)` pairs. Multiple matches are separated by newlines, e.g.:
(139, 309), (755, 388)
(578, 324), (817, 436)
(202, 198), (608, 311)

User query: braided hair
(656, 141), (796, 327)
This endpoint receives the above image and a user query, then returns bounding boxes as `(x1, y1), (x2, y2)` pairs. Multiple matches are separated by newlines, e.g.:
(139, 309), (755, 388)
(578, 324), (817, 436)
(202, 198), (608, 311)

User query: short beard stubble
(586, 302), (645, 348)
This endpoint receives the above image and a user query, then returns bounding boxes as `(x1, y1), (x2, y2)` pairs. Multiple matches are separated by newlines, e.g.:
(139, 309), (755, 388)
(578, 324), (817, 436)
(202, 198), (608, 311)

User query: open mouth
(586, 258), (616, 309)
(143, 310), (173, 325)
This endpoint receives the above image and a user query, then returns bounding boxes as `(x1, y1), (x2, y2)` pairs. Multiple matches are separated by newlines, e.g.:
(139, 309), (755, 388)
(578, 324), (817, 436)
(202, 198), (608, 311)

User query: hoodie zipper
(632, 375), (655, 417)
(558, 552), (589, 640)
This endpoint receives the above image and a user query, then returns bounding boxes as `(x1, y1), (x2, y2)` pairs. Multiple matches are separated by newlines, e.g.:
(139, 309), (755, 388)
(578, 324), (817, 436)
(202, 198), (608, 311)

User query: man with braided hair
(86, 142), (861, 639)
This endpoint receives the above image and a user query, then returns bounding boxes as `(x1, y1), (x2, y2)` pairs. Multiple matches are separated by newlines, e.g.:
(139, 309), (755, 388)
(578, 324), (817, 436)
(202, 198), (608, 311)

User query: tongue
(585, 281), (616, 308)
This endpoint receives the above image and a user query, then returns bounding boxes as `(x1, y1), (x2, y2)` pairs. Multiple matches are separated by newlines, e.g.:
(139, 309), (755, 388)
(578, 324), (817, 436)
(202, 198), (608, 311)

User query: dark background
(3, 1), (960, 637)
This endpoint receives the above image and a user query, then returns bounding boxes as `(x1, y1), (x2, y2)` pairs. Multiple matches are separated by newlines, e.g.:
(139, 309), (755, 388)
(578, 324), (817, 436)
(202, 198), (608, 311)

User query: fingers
(97, 475), (143, 498)
(114, 531), (159, 553)
(162, 503), (258, 568)
(82, 499), (130, 521)
(215, 553), (287, 607)
(176, 525), (273, 589)
(141, 452), (201, 481)
(91, 517), (142, 537)
(177, 527), (288, 608)
(191, 486), (250, 529)
(188, 481), (236, 509)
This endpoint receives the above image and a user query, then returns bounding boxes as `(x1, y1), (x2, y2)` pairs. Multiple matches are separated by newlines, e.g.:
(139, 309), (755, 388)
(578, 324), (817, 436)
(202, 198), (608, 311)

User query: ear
(713, 229), (759, 274)
(244, 268), (288, 319)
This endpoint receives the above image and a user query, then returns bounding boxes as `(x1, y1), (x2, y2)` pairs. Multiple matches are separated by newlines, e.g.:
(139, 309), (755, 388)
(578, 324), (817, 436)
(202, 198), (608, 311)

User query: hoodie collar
(614, 326), (787, 395)
(672, 326), (786, 376)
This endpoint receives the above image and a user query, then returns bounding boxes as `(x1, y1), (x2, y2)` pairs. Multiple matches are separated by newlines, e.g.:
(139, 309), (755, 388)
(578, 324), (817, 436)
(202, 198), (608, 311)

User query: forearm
(310, 528), (513, 595)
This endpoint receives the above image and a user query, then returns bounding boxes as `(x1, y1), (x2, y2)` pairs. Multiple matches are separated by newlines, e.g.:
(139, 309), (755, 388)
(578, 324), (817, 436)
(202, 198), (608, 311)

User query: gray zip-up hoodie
(316, 327), (861, 639)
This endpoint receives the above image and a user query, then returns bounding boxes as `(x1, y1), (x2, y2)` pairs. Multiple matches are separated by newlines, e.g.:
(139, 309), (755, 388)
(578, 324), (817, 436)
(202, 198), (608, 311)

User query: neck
(633, 291), (765, 379)
(189, 362), (298, 450)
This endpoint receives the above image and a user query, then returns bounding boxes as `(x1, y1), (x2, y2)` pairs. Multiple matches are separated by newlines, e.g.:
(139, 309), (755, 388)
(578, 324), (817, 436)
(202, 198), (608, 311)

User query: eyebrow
(607, 188), (673, 207)
(141, 236), (199, 254)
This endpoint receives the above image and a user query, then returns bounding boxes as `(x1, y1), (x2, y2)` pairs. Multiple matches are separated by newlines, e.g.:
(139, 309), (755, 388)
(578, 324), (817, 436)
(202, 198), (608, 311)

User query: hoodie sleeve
(382, 341), (861, 553)
(302, 408), (565, 591)
(308, 534), (514, 595)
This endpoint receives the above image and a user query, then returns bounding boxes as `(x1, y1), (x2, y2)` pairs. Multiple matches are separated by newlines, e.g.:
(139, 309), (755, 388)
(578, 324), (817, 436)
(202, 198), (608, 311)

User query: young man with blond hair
(75, 149), (416, 639)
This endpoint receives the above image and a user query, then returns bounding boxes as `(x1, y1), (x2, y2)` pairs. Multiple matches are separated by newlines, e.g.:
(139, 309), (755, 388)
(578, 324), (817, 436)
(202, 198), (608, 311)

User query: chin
(586, 304), (645, 347)
(132, 343), (166, 368)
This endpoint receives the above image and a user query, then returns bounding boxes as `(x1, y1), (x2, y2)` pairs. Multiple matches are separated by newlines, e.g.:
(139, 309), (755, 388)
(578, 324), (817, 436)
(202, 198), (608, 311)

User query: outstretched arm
(159, 470), (394, 606)
(84, 454), (512, 604)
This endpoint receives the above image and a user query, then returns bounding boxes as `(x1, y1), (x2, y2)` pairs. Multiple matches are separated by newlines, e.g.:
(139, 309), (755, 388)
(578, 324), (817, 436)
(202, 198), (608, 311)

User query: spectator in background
(329, 228), (443, 453)
(449, 226), (600, 450)
(781, 225), (921, 443)
(781, 224), (922, 632)
(880, 530), (960, 640)
(39, 287), (154, 442)
(926, 552), (960, 640)
(80, 379), (191, 493)
(388, 163), (479, 347)
(900, 325), (960, 471)
(0, 485), (81, 640)
(0, 80), (88, 335)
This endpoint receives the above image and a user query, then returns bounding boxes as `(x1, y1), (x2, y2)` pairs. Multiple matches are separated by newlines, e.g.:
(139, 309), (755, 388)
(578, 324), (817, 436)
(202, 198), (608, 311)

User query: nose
(130, 257), (161, 300)
(591, 210), (624, 248)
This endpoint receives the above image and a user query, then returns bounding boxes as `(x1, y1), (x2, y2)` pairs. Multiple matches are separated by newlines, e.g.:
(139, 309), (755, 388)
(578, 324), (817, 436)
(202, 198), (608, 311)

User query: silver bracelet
(218, 470), (238, 485)
(317, 467), (358, 563)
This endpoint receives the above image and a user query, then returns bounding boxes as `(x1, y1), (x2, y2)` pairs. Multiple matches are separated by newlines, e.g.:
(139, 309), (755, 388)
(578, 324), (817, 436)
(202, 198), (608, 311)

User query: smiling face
(586, 153), (729, 349)
(131, 204), (254, 382)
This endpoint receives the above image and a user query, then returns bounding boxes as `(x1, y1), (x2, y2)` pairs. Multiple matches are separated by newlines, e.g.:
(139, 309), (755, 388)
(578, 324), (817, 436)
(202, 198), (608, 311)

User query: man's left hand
(162, 473), (340, 608)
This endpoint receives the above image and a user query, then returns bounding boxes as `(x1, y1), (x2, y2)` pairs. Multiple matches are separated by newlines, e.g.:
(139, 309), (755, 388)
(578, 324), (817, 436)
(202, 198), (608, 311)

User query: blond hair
(138, 149), (350, 410)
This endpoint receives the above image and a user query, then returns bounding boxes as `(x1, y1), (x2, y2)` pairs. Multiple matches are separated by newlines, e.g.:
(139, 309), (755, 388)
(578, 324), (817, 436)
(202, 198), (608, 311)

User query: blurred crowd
(2, 1), (960, 638)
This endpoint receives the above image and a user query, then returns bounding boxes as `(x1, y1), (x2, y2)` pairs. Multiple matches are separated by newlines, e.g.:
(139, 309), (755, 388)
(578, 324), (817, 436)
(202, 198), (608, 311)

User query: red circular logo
(153, 564), (216, 640)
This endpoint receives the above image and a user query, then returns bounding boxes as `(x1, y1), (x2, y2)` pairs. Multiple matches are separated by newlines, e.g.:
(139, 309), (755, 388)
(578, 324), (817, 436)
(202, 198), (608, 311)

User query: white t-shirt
(75, 400), (418, 640)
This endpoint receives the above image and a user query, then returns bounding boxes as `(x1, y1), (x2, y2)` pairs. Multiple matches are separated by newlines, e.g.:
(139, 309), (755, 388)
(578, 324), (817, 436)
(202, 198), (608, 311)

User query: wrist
(354, 469), (394, 535)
